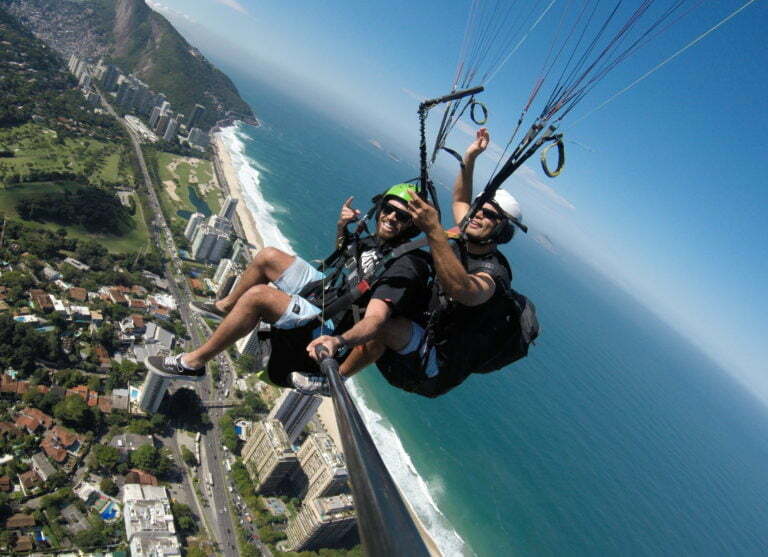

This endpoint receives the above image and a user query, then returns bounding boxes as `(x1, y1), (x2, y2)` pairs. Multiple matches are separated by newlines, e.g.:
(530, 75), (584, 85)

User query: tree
(53, 396), (93, 431)
(90, 444), (120, 473)
(171, 501), (198, 534)
(181, 445), (197, 467)
(73, 517), (110, 549)
(129, 445), (172, 476)
(100, 477), (118, 496)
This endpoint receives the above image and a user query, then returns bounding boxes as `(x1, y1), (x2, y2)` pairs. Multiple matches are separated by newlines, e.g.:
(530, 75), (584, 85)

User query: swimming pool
(100, 501), (119, 521)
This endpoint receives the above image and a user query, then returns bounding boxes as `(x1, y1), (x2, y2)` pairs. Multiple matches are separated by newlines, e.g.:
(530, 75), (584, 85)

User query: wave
(217, 124), (295, 254)
(218, 123), (470, 556)
(347, 380), (473, 556)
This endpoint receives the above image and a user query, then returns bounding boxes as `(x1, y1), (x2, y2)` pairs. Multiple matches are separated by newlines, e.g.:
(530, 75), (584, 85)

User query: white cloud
(212, 0), (250, 15)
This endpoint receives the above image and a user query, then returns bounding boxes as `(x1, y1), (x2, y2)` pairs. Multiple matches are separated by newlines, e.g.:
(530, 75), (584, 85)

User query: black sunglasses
(477, 208), (504, 221)
(382, 203), (413, 224)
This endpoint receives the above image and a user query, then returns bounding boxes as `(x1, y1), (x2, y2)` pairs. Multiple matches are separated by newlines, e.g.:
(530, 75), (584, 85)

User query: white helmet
(492, 189), (524, 224)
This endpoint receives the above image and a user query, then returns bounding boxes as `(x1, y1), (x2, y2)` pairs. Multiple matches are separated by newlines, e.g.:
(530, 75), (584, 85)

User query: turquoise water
(216, 63), (768, 555)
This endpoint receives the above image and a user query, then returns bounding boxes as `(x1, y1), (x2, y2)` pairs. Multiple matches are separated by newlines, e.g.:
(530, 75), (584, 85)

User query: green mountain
(0, 6), (121, 137)
(6, 0), (253, 129)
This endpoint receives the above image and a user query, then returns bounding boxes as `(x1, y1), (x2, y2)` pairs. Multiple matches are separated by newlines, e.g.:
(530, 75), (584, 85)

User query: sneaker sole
(145, 361), (207, 382)
(150, 369), (206, 381)
(190, 304), (225, 322)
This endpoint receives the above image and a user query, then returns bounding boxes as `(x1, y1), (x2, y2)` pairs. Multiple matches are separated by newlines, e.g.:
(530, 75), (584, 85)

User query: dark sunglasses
(382, 203), (412, 224)
(477, 208), (504, 221)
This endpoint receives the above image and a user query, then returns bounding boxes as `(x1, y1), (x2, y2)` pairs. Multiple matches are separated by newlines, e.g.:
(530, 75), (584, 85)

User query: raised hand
(406, 192), (441, 235)
(465, 127), (489, 160)
(337, 196), (361, 229)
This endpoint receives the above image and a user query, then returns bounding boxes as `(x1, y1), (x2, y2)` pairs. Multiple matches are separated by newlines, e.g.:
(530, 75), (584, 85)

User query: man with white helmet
(308, 128), (531, 397)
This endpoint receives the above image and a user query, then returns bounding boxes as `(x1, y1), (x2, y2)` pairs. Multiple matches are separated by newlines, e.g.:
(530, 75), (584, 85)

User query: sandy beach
(211, 132), (264, 254)
(211, 127), (441, 556)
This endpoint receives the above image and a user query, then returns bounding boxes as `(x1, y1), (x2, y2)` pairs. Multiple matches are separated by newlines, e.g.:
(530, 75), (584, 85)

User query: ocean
(216, 66), (768, 556)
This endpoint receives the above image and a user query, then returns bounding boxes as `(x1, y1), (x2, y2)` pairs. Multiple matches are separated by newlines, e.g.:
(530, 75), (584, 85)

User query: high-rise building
(295, 433), (348, 501)
(184, 212), (205, 241)
(139, 91), (163, 116)
(163, 116), (180, 142)
(285, 495), (357, 552)
(268, 390), (322, 445)
(213, 258), (235, 284)
(219, 196), (238, 221)
(190, 226), (216, 261)
(120, 87), (137, 111)
(74, 59), (88, 80)
(216, 272), (238, 299)
(187, 127), (209, 150)
(67, 54), (79, 73)
(115, 80), (131, 106)
(230, 238), (248, 264)
(187, 104), (206, 130)
(242, 419), (298, 494)
(155, 111), (173, 137)
(101, 64), (120, 92)
(235, 327), (262, 359)
(78, 71), (92, 90)
(149, 106), (163, 129)
(132, 83), (149, 113)
(86, 92), (101, 107)
(137, 369), (171, 413)
(208, 214), (233, 234)
(208, 232), (233, 264)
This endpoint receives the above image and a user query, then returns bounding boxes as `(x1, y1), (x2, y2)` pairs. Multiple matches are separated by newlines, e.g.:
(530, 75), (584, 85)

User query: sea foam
(217, 124), (294, 254)
(218, 123), (471, 556)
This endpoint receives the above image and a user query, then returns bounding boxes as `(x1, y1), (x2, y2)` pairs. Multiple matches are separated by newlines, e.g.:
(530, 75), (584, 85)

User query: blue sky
(148, 0), (767, 401)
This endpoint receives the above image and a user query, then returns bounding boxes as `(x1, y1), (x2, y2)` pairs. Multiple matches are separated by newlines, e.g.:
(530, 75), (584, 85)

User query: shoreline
(211, 130), (264, 254)
(210, 126), (443, 556)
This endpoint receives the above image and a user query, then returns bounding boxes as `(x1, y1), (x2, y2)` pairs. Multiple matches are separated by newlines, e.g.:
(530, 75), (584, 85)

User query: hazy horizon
(147, 0), (768, 404)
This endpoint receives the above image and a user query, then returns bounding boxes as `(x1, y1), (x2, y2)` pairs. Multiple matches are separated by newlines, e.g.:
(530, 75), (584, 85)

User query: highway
(102, 92), (265, 556)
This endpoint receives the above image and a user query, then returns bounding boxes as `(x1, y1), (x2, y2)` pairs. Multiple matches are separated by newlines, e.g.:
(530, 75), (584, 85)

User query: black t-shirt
(267, 243), (432, 387)
(368, 249), (433, 325)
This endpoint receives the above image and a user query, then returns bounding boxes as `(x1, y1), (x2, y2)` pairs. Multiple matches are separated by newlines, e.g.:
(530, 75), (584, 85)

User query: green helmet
(382, 183), (416, 203)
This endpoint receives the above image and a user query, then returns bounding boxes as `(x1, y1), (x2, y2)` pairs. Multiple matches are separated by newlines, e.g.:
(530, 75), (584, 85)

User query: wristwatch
(334, 335), (351, 354)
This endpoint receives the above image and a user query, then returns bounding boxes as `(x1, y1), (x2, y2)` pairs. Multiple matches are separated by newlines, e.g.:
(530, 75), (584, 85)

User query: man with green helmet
(145, 184), (433, 386)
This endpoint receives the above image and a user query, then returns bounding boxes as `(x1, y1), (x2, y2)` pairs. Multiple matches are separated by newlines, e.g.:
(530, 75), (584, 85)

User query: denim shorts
(398, 322), (439, 378)
(273, 256), (325, 330)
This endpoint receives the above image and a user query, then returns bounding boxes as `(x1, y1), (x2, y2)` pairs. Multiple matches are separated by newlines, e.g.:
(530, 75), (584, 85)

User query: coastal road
(100, 92), (253, 556)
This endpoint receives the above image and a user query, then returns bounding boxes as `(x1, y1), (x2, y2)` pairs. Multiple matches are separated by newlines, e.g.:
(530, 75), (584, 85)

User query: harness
(419, 240), (511, 368)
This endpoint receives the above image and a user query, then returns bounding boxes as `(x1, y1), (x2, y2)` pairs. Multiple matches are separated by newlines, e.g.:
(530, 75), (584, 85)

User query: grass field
(0, 123), (133, 187)
(0, 182), (149, 253)
(0, 124), (146, 252)
(155, 151), (221, 229)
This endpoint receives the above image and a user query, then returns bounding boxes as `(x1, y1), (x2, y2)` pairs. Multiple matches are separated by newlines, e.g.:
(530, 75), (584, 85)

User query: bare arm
(452, 128), (489, 225)
(409, 192), (496, 307)
(335, 196), (360, 249)
(307, 299), (392, 359)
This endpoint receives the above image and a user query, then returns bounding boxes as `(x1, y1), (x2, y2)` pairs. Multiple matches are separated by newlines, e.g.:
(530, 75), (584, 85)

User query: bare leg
(217, 247), (296, 312)
(338, 317), (414, 376)
(339, 342), (385, 377)
(185, 285), (291, 368)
